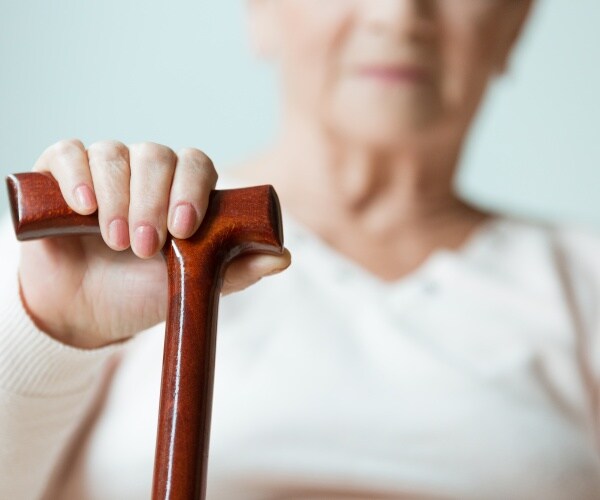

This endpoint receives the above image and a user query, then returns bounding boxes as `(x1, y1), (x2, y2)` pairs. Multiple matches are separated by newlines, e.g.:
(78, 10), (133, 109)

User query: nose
(361, 0), (436, 42)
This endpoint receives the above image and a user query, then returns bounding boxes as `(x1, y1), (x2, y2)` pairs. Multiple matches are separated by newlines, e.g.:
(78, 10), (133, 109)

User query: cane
(6, 171), (284, 499)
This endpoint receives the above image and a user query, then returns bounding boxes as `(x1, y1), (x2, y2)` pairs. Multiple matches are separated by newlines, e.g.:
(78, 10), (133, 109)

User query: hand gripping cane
(6, 171), (284, 500)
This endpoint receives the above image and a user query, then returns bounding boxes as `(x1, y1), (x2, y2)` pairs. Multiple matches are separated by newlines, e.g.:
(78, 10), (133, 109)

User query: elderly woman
(2, 0), (600, 498)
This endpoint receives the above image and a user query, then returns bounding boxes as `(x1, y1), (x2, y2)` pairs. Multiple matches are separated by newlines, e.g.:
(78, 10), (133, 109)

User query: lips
(355, 64), (430, 84)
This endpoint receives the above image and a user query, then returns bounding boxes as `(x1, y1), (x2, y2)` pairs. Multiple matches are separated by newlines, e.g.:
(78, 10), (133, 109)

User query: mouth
(354, 64), (431, 85)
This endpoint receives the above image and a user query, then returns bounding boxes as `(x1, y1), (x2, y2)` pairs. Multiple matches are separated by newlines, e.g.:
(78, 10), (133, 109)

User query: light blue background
(1, 1), (599, 227)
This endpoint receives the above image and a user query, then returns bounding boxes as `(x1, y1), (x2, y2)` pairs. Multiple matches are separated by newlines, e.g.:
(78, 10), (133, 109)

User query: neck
(237, 114), (480, 238)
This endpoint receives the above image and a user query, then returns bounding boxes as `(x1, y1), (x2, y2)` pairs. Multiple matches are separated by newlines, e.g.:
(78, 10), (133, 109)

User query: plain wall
(1, 1), (599, 227)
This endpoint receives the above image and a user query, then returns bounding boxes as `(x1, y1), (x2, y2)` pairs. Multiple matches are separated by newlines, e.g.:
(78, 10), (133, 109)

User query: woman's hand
(17, 139), (291, 349)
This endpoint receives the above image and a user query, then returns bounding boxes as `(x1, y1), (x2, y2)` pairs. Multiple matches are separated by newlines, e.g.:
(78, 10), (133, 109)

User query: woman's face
(249, 0), (532, 149)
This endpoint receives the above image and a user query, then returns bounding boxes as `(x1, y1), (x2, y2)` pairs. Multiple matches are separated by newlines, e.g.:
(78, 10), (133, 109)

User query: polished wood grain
(6, 171), (285, 499)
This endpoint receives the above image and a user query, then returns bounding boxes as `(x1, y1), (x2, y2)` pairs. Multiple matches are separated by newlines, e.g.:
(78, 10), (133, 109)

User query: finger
(87, 140), (131, 251)
(221, 248), (292, 295)
(168, 148), (218, 239)
(33, 139), (97, 215)
(128, 142), (177, 258)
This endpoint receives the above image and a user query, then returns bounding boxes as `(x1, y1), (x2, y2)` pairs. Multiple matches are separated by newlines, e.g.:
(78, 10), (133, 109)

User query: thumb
(221, 248), (291, 295)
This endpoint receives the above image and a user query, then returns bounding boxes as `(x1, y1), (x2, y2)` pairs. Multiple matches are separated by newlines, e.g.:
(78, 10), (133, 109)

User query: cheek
(277, 1), (352, 109)
(438, 12), (505, 119)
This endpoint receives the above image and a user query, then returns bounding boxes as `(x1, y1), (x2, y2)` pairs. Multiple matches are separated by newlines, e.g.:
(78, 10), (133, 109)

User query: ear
(246, 0), (278, 59)
(496, 0), (535, 75)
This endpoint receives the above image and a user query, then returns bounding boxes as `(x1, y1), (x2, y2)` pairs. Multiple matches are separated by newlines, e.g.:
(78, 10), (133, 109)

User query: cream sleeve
(553, 222), (600, 442)
(0, 211), (129, 499)
(554, 225), (600, 374)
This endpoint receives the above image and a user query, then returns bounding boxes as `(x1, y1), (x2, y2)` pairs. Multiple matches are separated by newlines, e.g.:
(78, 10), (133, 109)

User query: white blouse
(2, 182), (600, 499)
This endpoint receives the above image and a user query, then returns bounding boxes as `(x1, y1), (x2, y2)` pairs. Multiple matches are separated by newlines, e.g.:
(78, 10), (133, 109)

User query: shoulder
(552, 220), (600, 263)
(528, 216), (600, 283)
(492, 213), (600, 267)
(508, 214), (600, 275)
(455, 213), (600, 304)
(500, 216), (600, 331)
(549, 219), (600, 304)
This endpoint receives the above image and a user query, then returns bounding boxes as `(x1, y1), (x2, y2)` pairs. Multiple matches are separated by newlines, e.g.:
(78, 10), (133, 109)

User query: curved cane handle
(6, 171), (285, 500)
(7, 172), (101, 239)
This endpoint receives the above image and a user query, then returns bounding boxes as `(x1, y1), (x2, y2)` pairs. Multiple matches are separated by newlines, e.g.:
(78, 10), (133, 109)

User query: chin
(329, 111), (441, 150)
(328, 94), (443, 148)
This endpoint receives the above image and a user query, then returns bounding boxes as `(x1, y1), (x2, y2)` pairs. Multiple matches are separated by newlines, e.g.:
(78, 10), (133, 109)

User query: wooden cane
(6, 171), (285, 499)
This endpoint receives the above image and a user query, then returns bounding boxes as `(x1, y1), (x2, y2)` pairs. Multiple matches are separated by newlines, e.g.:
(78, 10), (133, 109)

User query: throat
(301, 207), (494, 282)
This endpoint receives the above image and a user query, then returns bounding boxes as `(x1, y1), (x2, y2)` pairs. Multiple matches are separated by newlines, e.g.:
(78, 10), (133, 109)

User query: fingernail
(74, 184), (96, 212)
(172, 203), (197, 236)
(133, 224), (158, 257)
(254, 255), (291, 276)
(264, 266), (288, 277)
(108, 218), (129, 249)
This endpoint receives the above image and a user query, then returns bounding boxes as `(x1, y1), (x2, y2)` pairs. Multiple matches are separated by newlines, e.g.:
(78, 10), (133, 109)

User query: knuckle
(51, 138), (85, 159)
(99, 163), (130, 186)
(222, 272), (241, 290)
(130, 142), (176, 167)
(88, 140), (129, 163)
(88, 142), (130, 192)
(178, 147), (213, 167)
(223, 272), (255, 293)
(178, 148), (217, 181)
(132, 188), (165, 213)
